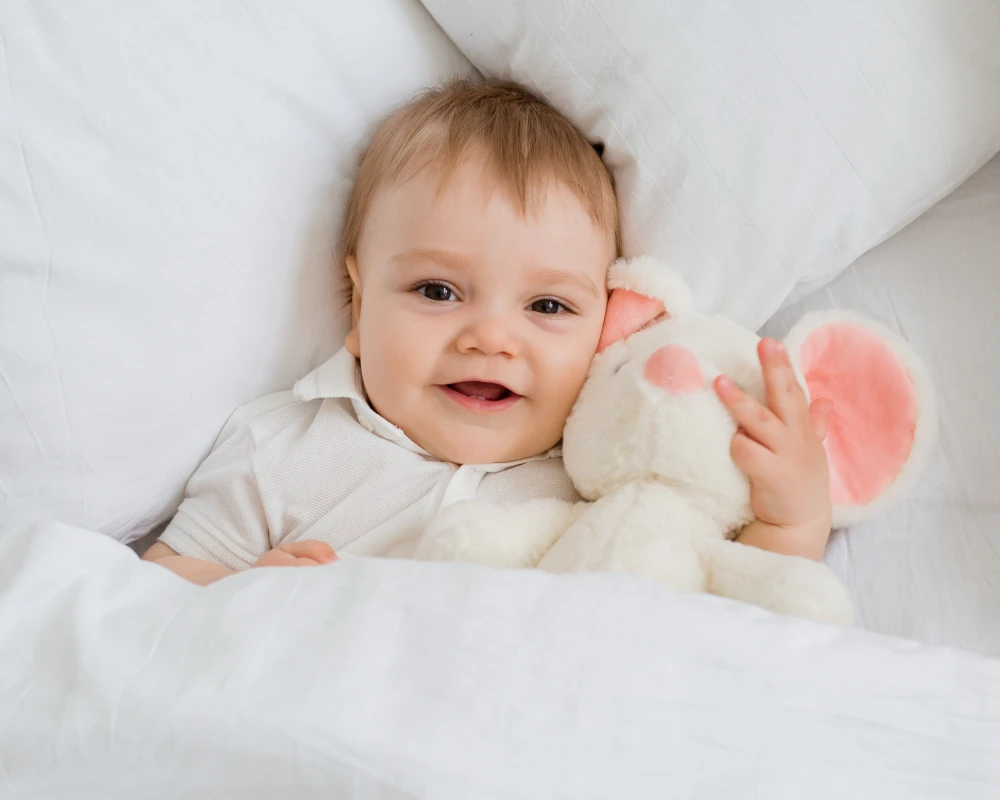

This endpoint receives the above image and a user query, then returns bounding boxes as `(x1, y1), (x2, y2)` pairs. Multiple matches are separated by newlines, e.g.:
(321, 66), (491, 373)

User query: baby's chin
(422, 424), (561, 466)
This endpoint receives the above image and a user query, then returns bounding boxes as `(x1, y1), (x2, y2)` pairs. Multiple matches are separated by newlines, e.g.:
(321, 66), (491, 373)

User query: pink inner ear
(799, 324), (918, 507)
(598, 290), (665, 352)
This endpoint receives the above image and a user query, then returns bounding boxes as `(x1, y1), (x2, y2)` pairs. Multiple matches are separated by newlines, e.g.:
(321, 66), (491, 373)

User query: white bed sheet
(2, 521), (999, 798)
(762, 153), (1000, 656)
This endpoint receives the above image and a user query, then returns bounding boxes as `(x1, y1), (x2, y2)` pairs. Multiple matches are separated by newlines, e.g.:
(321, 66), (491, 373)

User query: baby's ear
(345, 255), (362, 358)
(598, 257), (695, 352)
(784, 312), (937, 526)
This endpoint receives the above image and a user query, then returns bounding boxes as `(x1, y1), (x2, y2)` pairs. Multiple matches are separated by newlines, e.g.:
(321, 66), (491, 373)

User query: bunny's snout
(644, 344), (703, 395)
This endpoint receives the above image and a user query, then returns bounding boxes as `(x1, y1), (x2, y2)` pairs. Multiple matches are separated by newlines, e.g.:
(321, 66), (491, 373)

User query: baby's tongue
(450, 381), (509, 401)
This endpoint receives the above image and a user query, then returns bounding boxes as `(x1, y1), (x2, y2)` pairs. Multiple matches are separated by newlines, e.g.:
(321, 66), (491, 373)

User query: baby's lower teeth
(449, 382), (509, 402)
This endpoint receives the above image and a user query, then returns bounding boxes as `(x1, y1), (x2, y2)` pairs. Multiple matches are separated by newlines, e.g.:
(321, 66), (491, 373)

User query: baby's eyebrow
(526, 266), (601, 298)
(391, 248), (469, 270)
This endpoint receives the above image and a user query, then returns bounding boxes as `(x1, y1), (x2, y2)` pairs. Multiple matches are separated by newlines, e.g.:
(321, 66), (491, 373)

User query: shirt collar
(293, 346), (367, 404)
(293, 347), (562, 469)
(293, 347), (426, 454)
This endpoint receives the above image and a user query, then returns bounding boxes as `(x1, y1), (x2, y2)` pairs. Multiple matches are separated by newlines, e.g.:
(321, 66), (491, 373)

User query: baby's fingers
(730, 431), (777, 477)
(714, 375), (781, 450)
(809, 398), (834, 441)
(278, 540), (338, 564)
(759, 339), (809, 426)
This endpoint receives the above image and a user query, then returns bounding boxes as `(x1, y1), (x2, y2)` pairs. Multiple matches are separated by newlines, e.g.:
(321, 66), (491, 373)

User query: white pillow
(420, 0), (1000, 326)
(0, 0), (472, 541)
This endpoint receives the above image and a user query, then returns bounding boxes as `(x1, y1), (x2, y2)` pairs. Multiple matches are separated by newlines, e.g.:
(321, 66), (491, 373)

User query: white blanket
(1, 523), (998, 798)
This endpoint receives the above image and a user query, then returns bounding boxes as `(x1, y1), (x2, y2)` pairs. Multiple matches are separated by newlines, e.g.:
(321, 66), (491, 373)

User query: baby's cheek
(358, 306), (423, 400)
(542, 336), (598, 412)
(363, 297), (420, 354)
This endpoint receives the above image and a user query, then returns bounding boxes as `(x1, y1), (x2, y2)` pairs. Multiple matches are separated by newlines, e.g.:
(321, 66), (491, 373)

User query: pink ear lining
(798, 324), (918, 507)
(598, 290), (665, 352)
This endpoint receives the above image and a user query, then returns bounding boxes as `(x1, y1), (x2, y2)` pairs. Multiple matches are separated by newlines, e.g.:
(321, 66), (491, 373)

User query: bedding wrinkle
(936, 417), (1000, 532)
(731, 4), (889, 229)
(0, 757), (10, 795)
(365, 566), (421, 766)
(658, 0), (837, 271)
(133, 603), (186, 675)
(42, 316), (77, 460)
(967, 512), (1000, 564)
(267, 572), (305, 619)
(885, 294), (912, 344)
(0, 24), (77, 467)
(842, 534), (870, 628)
(233, 0), (269, 41)
(820, 5), (935, 170)
(524, 2), (713, 275)
(0, 24), (56, 313)
(0, 362), (48, 459)
(589, 0), (786, 284)
(0, 31), (70, 468)
(208, 587), (349, 767)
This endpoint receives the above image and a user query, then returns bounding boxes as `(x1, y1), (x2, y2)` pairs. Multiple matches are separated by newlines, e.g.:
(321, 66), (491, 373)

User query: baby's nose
(456, 314), (520, 358)
(644, 345), (703, 394)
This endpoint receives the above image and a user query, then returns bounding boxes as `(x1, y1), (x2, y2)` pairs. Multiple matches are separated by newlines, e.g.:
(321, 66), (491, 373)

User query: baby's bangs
(389, 122), (618, 246)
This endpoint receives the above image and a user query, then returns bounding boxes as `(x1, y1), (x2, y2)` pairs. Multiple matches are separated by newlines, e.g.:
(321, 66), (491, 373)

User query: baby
(144, 79), (833, 585)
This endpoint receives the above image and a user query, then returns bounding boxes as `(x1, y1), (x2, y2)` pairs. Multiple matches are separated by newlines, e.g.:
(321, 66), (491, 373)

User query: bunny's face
(566, 254), (931, 533)
(563, 313), (769, 531)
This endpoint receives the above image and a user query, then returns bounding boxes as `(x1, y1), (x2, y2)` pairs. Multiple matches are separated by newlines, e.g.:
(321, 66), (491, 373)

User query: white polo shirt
(159, 348), (580, 569)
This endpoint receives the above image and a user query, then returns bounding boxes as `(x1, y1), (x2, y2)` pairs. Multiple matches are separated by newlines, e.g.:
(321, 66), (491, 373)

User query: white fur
(607, 256), (695, 315)
(538, 482), (713, 591)
(416, 258), (935, 626)
(415, 498), (586, 568)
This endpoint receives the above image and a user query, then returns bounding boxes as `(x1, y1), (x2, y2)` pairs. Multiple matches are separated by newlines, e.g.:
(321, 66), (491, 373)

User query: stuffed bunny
(415, 257), (936, 624)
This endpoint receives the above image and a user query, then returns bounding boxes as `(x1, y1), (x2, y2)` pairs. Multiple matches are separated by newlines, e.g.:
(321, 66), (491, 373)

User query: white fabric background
(2, 6), (1000, 791)
(762, 153), (1000, 656)
(420, 0), (1000, 327)
(0, 0), (473, 541)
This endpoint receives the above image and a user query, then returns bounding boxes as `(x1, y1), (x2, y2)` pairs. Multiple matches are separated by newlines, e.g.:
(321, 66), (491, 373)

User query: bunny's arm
(414, 497), (587, 568)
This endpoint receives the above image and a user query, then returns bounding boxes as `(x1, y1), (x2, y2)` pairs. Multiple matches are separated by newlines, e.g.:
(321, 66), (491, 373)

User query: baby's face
(347, 156), (615, 464)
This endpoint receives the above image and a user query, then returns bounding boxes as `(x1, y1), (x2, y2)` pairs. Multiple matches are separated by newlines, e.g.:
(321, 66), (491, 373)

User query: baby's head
(342, 78), (619, 465)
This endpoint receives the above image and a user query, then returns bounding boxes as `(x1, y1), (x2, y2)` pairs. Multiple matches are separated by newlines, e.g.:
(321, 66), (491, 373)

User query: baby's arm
(148, 403), (338, 582)
(714, 338), (833, 562)
(733, 519), (829, 562)
(143, 542), (235, 585)
(143, 540), (336, 585)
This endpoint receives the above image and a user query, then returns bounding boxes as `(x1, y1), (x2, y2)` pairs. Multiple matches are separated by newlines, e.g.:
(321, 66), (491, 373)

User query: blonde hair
(340, 77), (619, 300)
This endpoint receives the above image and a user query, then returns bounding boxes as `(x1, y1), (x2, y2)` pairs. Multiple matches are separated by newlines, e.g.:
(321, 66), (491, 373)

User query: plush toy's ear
(784, 312), (937, 527)
(598, 256), (695, 352)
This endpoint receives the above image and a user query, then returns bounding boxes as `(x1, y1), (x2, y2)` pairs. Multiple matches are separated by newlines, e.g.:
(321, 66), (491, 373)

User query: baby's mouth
(448, 381), (513, 401)
(440, 381), (522, 413)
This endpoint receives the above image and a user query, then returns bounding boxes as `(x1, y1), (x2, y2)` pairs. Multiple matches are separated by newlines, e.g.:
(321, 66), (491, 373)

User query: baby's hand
(713, 338), (833, 536)
(252, 540), (338, 569)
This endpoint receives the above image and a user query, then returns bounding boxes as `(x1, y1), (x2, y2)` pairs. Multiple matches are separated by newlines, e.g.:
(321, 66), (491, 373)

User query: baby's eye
(530, 298), (568, 315)
(417, 283), (457, 302)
